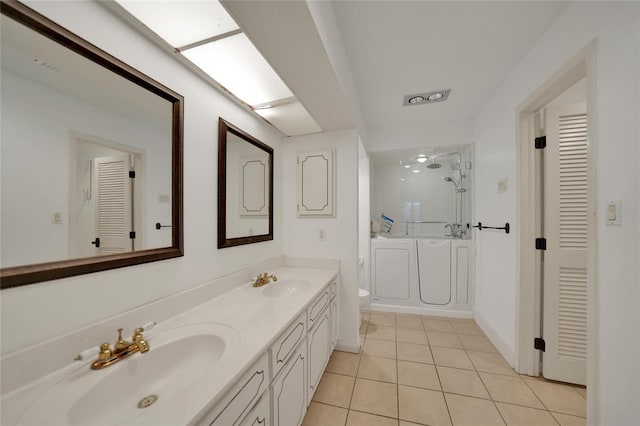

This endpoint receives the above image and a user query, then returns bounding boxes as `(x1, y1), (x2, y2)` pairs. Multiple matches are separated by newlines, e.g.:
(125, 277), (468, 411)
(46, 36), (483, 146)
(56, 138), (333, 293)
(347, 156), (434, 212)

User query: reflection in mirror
(0, 1), (183, 288)
(218, 118), (273, 248)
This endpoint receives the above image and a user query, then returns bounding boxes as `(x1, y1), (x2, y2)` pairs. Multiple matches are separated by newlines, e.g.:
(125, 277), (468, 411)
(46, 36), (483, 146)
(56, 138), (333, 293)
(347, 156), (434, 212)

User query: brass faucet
(87, 327), (150, 370)
(253, 272), (278, 287)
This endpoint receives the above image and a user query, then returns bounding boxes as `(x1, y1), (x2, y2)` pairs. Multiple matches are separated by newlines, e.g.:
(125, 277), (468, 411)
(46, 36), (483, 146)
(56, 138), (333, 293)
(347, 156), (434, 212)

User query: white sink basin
(262, 279), (310, 298)
(18, 323), (239, 425)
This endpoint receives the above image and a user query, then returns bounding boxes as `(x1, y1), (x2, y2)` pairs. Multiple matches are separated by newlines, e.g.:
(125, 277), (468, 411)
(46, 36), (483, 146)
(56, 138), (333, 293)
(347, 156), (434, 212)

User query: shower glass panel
(370, 145), (473, 239)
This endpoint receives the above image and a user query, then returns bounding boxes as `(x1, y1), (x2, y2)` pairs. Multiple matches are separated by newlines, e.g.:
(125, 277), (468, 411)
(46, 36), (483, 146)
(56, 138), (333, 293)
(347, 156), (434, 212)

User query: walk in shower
(368, 145), (474, 316)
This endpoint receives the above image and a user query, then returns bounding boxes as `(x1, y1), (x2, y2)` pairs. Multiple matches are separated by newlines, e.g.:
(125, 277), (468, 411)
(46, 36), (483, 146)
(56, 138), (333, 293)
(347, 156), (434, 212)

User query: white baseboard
(369, 303), (473, 319)
(473, 311), (516, 367)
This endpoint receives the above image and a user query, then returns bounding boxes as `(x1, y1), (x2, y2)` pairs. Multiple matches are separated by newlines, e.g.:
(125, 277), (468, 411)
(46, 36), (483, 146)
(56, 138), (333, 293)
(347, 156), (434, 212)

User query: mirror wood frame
(0, 0), (184, 289)
(218, 118), (273, 248)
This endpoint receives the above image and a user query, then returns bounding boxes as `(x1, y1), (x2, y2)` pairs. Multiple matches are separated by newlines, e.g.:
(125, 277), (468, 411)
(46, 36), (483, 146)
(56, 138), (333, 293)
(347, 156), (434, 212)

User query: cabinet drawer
(330, 280), (337, 299)
(239, 390), (270, 426)
(206, 353), (269, 426)
(308, 287), (330, 330)
(270, 312), (306, 378)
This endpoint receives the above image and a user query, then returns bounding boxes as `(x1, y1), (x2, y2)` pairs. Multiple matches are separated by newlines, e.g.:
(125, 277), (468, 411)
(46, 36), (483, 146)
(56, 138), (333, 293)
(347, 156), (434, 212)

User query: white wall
(473, 3), (639, 424)
(1, 1), (285, 355)
(358, 140), (370, 291)
(283, 129), (360, 352)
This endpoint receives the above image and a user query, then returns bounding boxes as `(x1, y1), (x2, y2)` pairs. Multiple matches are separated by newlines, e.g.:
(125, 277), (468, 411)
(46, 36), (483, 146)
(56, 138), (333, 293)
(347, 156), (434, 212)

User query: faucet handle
(132, 328), (150, 353)
(97, 342), (112, 362)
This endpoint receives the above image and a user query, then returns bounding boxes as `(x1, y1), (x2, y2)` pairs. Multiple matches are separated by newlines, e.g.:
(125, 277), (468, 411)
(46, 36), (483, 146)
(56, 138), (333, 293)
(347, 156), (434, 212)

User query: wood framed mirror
(218, 118), (273, 248)
(0, 0), (184, 288)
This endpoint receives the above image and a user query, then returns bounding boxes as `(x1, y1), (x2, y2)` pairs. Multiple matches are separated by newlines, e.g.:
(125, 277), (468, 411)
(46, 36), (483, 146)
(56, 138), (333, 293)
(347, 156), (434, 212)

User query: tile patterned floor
(302, 310), (586, 426)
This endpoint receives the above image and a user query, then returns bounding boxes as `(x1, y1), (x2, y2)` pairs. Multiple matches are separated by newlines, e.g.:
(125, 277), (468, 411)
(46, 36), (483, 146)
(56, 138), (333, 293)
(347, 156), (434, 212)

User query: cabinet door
(330, 298), (338, 350)
(239, 390), (270, 426)
(297, 150), (335, 217)
(271, 340), (307, 426)
(307, 308), (330, 403)
(205, 354), (269, 426)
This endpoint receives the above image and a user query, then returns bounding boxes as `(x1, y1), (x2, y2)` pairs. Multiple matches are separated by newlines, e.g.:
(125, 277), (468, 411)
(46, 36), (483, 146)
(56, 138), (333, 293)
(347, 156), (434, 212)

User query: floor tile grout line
(346, 345), (363, 415)
(427, 341), (453, 426)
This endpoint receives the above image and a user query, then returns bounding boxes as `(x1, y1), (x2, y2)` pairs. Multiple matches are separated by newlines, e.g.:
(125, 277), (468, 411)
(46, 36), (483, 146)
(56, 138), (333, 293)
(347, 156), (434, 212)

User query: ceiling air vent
(403, 89), (451, 106)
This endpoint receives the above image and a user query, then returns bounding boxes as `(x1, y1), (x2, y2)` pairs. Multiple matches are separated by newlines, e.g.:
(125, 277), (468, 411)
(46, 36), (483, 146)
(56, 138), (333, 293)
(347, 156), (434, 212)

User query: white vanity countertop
(1, 266), (338, 425)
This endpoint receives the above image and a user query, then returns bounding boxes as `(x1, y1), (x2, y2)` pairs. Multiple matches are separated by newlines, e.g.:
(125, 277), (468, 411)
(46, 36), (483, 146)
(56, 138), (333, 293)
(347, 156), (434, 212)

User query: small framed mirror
(0, 1), (183, 288)
(218, 118), (273, 248)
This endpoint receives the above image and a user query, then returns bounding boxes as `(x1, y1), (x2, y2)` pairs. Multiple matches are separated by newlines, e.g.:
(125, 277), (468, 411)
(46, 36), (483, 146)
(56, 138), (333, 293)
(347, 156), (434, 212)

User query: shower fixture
(426, 159), (442, 169)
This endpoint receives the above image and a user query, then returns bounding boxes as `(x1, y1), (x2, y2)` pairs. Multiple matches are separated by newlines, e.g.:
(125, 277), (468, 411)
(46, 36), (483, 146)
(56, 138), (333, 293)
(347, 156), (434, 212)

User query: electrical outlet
(319, 228), (326, 241)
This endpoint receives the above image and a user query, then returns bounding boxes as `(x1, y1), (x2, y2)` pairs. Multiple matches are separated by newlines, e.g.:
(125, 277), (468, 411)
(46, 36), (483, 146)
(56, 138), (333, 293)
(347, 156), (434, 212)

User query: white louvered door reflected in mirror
(95, 155), (133, 255)
(542, 103), (588, 385)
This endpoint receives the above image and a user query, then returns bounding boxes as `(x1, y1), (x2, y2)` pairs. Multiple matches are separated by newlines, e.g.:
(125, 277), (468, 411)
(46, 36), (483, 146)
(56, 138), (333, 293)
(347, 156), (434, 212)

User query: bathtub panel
(374, 248), (411, 299)
(417, 240), (451, 305)
(455, 246), (470, 304)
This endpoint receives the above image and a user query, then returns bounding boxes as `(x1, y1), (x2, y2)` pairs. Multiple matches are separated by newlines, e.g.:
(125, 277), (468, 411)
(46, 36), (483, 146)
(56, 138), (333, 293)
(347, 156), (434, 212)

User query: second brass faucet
(253, 272), (278, 287)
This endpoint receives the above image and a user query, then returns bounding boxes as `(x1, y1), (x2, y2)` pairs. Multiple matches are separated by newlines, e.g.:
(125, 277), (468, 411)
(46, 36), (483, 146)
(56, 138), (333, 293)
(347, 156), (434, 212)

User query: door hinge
(129, 170), (136, 178)
(535, 136), (547, 149)
(534, 337), (546, 352)
(129, 231), (136, 239)
(535, 237), (547, 250)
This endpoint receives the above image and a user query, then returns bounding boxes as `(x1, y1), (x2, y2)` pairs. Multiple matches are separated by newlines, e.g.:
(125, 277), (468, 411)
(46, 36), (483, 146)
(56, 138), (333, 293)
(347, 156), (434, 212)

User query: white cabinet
(330, 297), (338, 350)
(307, 308), (330, 403)
(270, 313), (306, 378)
(207, 281), (339, 426)
(271, 340), (307, 426)
(297, 149), (335, 217)
(239, 391), (270, 426)
(203, 353), (269, 426)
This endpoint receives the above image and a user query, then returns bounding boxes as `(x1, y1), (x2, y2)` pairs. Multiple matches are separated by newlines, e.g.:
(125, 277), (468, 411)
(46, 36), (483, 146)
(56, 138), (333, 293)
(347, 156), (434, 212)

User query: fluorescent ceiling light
(116, 0), (238, 48)
(255, 101), (321, 136)
(412, 169), (420, 174)
(182, 33), (293, 106)
(416, 155), (427, 163)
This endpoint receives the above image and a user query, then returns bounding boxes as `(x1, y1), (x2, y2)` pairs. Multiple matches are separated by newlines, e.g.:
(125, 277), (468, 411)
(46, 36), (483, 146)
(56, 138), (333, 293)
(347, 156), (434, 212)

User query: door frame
(68, 131), (146, 255)
(515, 41), (597, 418)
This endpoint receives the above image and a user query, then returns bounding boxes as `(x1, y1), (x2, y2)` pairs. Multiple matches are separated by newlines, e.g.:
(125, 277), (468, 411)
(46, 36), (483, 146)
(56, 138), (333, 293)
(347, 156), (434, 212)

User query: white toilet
(359, 288), (370, 328)
(359, 288), (370, 309)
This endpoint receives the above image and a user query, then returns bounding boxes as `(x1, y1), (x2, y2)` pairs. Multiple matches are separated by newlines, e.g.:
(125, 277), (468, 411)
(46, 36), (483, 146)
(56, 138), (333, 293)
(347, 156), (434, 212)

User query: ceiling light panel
(116, 0), (239, 48)
(255, 101), (321, 136)
(182, 33), (293, 106)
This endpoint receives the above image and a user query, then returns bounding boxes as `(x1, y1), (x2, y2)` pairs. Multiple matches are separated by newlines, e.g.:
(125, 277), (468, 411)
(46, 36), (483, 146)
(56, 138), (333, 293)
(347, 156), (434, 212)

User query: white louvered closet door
(94, 155), (133, 255)
(542, 103), (588, 385)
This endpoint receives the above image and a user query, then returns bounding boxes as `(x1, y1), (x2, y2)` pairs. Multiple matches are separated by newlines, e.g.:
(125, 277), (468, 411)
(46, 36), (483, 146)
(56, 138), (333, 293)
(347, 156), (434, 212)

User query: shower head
(426, 158), (442, 169)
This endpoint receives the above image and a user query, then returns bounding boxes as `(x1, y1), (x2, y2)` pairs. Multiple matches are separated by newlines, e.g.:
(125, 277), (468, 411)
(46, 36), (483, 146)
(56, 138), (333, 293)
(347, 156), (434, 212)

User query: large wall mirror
(218, 118), (273, 248)
(0, 1), (184, 288)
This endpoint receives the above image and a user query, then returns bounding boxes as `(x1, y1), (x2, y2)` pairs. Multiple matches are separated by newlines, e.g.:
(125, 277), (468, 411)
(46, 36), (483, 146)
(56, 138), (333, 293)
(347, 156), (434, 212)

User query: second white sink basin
(262, 279), (310, 297)
(18, 323), (240, 426)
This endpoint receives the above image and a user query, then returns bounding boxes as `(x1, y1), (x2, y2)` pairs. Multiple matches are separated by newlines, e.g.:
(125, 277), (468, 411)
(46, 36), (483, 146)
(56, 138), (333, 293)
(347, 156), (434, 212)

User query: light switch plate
(498, 178), (508, 193)
(606, 200), (622, 225)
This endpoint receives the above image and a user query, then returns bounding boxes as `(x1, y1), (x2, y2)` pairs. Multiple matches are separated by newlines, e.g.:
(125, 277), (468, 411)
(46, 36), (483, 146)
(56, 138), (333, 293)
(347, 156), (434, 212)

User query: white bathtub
(370, 236), (472, 318)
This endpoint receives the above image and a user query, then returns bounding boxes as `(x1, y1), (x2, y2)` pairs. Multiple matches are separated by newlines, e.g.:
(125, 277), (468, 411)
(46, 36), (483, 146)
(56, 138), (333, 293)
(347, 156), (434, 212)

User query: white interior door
(542, 103), (588, 385)
(94, 155), (133, 254)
